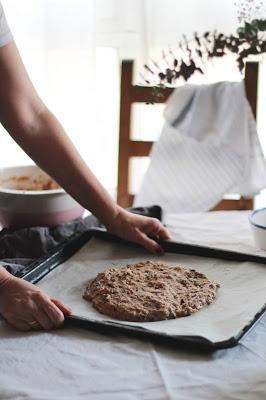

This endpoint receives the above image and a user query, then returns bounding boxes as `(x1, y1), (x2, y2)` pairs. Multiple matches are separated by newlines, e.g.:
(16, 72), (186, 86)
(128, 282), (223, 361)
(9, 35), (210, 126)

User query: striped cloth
(134, 81), (266, 213)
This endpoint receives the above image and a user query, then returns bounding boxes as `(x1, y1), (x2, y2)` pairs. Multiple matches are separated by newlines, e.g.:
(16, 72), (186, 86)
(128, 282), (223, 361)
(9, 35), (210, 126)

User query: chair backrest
(117, 60), (259, 210)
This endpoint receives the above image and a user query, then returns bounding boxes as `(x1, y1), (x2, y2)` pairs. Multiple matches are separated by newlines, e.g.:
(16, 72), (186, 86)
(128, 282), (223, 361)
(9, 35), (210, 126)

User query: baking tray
(17, 228), (266, 351)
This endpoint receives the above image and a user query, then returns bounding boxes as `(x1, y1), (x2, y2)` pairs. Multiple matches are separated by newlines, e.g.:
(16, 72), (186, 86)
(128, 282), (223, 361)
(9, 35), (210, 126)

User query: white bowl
(249, 208), (266, 250)
(0, 165), (84, 228)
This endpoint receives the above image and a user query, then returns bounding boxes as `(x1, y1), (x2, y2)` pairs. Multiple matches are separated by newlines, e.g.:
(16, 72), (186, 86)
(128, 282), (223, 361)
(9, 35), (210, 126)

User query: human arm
(0, 266), (71, 330)
(0, 42), (171, 253)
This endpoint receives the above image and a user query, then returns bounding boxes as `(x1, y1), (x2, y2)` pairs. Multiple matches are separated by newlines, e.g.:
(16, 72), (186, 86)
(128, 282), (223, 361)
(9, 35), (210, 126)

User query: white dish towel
(134, 81), (266, 212)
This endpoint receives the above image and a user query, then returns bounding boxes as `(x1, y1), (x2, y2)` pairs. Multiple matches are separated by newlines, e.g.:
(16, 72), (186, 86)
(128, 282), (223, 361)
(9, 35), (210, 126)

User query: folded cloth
(134, 81), (266, 212)
(0, 215), (102, 276)
(0, 206), (162, 276)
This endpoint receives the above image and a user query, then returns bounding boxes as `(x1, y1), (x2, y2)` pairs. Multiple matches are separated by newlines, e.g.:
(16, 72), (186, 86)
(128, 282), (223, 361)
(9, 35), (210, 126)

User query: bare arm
(0, 42), (119, 227)
(0, 42), (170, 252)
(0, 41), (171, 331)
(0, 265), (72, 331)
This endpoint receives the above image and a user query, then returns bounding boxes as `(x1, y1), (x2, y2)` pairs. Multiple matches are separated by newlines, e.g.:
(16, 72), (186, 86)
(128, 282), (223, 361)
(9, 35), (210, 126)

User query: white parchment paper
(38, 237), (266, 343)
(3, 212), (266, 400)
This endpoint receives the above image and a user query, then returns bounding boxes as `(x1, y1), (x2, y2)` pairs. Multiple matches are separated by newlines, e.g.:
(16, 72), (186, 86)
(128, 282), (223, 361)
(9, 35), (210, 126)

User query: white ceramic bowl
(249, 208), (266, 250)
(0, 165), (84, 228)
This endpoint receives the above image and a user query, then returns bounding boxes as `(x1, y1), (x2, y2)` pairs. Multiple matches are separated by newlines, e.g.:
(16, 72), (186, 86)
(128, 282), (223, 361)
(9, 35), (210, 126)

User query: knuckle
(52, 313), (64, 328)
(56, 310), (65, 323)
(155, 221), (161, 229)
(33, 291), (45, 302)
(151, 218), (160, 228)
(48, 306), (64, 325)
(48, 303), (60, 315)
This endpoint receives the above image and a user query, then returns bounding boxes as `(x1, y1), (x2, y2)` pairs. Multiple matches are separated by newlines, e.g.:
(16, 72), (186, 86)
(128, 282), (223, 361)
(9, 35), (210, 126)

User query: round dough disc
(83, 261), (219, 322)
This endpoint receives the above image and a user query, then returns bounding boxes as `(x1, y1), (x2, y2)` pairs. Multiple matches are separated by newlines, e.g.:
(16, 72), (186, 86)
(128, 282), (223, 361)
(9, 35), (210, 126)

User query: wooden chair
(117, 60), (259, 210)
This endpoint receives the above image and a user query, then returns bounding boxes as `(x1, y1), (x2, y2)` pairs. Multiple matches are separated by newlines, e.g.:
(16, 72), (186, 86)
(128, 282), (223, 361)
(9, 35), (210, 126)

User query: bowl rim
(0, 187), (65, 195)
(249, 208), (266, 230)
(0, 164), (65, 196)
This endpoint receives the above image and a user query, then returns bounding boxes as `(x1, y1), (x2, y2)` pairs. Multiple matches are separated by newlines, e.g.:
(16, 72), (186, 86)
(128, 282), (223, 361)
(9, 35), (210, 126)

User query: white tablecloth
(1, 211), (266, 400)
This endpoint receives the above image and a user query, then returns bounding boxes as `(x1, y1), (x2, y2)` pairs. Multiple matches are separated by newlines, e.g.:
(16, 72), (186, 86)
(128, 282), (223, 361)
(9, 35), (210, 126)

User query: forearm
(8, 107), (121, 227)
(0, 43), (120, 227)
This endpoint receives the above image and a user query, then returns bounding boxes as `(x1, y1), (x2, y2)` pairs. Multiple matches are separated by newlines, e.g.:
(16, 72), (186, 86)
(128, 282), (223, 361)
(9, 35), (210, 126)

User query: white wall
(1, 0), (266, 206)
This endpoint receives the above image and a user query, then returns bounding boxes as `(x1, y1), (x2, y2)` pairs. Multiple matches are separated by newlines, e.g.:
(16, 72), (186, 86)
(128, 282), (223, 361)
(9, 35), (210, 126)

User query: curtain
(1, 0), (120, 194)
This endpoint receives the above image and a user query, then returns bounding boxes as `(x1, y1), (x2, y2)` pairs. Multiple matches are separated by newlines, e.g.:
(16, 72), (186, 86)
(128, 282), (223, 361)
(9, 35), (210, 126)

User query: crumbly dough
(83, 261), (220, 322)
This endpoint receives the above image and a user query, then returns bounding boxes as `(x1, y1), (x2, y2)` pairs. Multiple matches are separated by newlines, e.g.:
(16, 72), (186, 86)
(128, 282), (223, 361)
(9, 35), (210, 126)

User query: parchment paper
(38, 237), (266, 343)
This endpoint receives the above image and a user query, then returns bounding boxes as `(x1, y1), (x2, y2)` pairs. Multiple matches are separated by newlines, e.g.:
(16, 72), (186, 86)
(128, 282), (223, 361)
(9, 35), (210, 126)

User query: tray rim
(18, 228), (266, 351)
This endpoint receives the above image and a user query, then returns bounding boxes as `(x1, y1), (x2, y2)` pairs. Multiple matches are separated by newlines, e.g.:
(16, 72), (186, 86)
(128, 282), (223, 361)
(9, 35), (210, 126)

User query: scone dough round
(83, 261), (219, 322)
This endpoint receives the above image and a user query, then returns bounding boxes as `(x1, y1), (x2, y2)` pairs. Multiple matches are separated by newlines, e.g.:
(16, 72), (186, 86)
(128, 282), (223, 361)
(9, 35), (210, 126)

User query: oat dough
(83, 261), (220, 322)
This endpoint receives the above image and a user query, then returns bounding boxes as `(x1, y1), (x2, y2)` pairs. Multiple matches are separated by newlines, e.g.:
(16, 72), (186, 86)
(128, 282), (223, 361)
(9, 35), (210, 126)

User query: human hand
(0, 268), (71, 331)
(106, 208), (171, 255)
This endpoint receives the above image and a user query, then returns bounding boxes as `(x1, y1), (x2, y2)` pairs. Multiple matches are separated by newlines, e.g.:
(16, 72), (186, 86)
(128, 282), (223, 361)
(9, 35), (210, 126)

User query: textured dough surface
(83, 261), (220, 322)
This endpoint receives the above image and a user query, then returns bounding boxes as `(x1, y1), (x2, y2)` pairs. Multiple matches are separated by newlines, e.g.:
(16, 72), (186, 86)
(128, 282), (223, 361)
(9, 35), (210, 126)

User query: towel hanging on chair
(134, 81), (266, 212)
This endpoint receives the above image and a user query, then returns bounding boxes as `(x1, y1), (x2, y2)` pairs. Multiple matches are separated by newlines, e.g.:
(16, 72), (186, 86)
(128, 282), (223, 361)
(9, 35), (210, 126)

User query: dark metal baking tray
(16, 228), (266, 351)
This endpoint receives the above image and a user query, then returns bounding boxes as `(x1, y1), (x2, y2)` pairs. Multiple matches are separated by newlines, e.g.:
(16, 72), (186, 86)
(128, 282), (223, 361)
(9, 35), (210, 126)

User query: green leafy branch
(142, 19), (266, 102)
